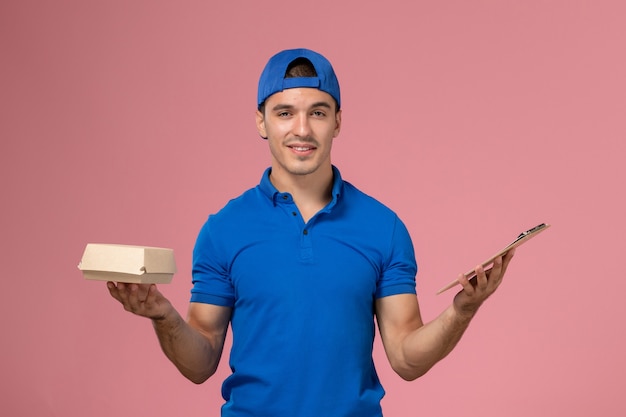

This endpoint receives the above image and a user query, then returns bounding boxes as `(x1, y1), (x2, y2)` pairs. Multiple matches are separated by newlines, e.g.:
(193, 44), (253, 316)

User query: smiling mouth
(289, 145), (315, 152)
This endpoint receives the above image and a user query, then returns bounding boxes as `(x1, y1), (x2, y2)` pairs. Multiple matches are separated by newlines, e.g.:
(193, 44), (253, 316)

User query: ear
(256, 110), (267, 139)
(333, 109), (342, 138)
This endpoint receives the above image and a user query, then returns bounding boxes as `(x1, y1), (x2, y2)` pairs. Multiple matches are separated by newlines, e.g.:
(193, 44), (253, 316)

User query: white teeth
(292, 147), (311, 151)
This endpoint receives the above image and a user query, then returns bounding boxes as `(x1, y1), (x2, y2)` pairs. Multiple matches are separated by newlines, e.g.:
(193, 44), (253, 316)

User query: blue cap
(257, 48), (341, 108)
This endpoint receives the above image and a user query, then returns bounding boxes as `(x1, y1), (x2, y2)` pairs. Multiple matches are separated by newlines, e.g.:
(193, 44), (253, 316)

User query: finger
(115, 283), (144, 312)
(134, 284), (151, 302)
(488, 256), (504, 289)
(115, 282), (131, 304)
(145, 284), (160, 303)
(107, 281), (123, 302)
(457, 273), (475, 296)
(127, 284), (148, 308)
(474, 265), (489, 291)
(490, 256), (503, 276)
(500, 248), (516, 275)
(107, 282), (140, 313)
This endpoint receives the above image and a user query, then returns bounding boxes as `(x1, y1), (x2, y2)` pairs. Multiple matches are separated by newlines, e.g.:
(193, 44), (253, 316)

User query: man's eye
(278, 112), (290, 117)
(312, 111), (326, 117)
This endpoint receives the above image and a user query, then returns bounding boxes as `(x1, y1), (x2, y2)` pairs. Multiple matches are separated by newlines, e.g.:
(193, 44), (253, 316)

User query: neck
(269, 164), (334, 221)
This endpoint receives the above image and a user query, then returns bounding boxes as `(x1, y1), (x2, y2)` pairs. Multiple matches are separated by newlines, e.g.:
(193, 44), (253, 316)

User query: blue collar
(259, 166), (343, 209)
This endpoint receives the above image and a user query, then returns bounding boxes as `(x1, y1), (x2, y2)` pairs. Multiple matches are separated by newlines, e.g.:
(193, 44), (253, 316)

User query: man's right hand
(107, 282), (173, 320)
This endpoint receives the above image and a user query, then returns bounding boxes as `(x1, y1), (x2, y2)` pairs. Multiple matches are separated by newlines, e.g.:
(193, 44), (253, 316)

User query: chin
(288, 167), (318, 176)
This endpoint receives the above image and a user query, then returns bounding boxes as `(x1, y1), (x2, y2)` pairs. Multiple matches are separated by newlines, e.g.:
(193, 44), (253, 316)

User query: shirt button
(303, 229), (308, 235)
(292, 212), (297, 216)
(282, 195), (289, 200)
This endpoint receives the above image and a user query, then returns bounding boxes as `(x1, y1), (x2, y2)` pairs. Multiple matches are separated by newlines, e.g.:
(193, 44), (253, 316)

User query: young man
(107, 48), (515, 416)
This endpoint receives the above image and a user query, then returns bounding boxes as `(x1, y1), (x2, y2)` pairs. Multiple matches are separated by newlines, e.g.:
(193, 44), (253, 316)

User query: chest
(228, 218), (384, 310)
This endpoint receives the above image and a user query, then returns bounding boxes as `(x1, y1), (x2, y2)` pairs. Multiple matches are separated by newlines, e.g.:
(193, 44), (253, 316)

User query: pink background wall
(2, 1), (624, 416)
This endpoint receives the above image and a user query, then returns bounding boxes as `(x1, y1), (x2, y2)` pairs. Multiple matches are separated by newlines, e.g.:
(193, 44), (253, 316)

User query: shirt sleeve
(375, 215), (418, 298)
(190, 215), (236, 307)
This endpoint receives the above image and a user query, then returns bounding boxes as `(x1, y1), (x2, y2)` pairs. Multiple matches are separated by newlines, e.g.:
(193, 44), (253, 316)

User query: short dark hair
(285, 58), (318, 78)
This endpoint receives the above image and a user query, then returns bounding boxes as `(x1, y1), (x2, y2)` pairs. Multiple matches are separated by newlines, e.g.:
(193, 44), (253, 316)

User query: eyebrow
(270, 101), (332, 112)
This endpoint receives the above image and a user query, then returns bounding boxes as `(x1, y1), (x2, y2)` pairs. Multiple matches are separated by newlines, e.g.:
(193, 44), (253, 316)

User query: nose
(293, 113), (312, 138)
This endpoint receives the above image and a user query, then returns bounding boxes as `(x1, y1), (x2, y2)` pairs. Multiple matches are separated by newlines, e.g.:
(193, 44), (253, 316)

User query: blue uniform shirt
(192, 166), (417, 417)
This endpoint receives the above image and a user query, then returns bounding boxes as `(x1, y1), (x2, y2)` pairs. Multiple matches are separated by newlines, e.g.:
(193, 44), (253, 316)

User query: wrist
(151, 302), (177, 323)
(451, 301), (479, 323)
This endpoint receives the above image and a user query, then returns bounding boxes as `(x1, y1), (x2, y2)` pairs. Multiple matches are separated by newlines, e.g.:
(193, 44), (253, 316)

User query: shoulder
(338, 179), (415, 249)
(194, 186), (264, 245)
(340, 180), (400, 221)
(210, 185), (268, 222)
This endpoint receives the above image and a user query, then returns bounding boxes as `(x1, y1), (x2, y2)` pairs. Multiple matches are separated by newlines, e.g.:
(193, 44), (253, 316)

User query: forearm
(396, 305), (474, 380)
(152, 308), (223, 384)
(380, 256), (513, 381)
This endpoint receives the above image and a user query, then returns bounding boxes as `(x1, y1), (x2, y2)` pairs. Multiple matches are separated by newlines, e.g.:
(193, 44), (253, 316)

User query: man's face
(256, 87), (341, 179)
